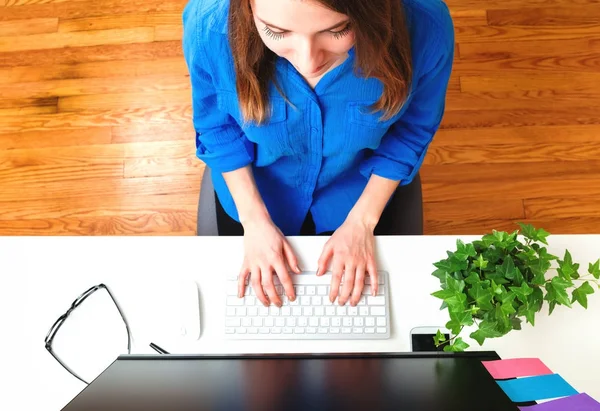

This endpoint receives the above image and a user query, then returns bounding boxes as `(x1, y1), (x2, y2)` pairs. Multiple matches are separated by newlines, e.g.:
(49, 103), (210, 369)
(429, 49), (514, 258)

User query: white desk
(2, 235), (599, 411)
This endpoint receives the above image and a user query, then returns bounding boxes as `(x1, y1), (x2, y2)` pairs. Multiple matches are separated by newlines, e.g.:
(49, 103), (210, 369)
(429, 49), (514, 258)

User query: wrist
(239, 206), (272, 227)
(346, 208), (378, 232)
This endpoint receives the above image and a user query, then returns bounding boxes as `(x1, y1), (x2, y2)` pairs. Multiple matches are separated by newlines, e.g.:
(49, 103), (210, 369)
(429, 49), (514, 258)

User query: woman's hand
(238, 217), (301, 307)
(316, 217), (379, 306)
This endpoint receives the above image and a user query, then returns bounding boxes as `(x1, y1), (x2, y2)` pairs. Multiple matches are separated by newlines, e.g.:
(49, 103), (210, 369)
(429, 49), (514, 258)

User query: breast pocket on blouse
(216, 90), (292, 164)
(343, 101), (399, 153)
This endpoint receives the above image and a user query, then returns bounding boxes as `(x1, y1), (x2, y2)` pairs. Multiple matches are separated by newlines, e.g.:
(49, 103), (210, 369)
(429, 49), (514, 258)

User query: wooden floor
(0, 0), (599, 235)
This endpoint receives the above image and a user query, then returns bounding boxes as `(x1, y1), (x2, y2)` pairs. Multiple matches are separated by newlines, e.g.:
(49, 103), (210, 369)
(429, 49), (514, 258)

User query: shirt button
(311, 127), (319, 134)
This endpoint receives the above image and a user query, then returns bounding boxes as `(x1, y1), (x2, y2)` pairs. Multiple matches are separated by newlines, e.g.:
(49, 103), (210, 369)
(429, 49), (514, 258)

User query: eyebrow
(257, 17), (349, 33)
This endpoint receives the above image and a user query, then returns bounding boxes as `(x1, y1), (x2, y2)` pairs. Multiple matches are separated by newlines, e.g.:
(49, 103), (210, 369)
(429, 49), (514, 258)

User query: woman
(183, 0), (454, 308)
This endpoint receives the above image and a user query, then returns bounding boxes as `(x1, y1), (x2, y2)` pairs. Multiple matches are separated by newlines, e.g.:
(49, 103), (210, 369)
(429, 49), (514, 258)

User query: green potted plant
(431, 223), (600, 352)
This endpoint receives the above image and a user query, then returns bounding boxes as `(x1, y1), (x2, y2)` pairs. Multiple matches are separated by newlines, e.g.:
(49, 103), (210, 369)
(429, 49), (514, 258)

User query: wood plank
(0, 212), (197, 236)
(0, 75), (191, 100)
(154, 25), (182, 42)
(424, 218), (600, 235)
(444, 0), (600, 11)
(423, 199), (525, 221)
(0, 193), (197, 220)
(525, 197), (600, 218)
(58, 89), (190, 112)
(440, 106), (600, 128)
(124, 153), (202, 178)
(424, 143), (600, 165)
(452, 53), (600, 74)
(0, 41), (182, 68)
(487, 6), (600, 26)
(58, 13), (182, 32)
(0, 57), (187, 85)
(459, 73), (600, 92)
(0, 127), (112, 150)
(459, 38), (595, 58)
(445, 90), (598, 111)
(0, 105), (192, 133)
(421, 162), (600, 184)
(447, 74), (460, 92)
(450, 10), (488, 27)
(432, 125), (600, 146)
(0, 173), (201, 201)
(0, 17), (58, 36)
(0, 97), (57, 109)
(455, 24), (600, 43)
(0, 162), (123, 186)
(111, 123), (193, 143)
(0, 27), (154, 53)
(5, 0), (89, 6)
(0, 105), (57, 116)
(0, 0), (188, 21)
(422, 178), (600, 202)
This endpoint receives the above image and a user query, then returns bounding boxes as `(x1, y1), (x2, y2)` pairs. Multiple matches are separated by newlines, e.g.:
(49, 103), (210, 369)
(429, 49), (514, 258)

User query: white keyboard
(224, 271), (390, 339)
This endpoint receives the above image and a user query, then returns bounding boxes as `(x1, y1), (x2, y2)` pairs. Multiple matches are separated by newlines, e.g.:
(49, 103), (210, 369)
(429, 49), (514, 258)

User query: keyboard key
(357, 296), (366, 306)
(259, 306), (269, 316)
(320, 317), (330, 327)
(307, 286), (316, 295)
(238, 327), (247, 334)
(248, 327), (259, 334)
(337, 307), (347, 316)
(281, 307), (291, 316)
(371, 307), (385, 316)
(289, 298), (300, 306)
(368, 296), (386, 305)
(246, 297), (256, 306)
(377, 317), (387, 327)
(309, 317), (319, 327)
(342, 327), (352, 334)
(311, 296), (322, 305)
(225, 328), (236, 334)
(269, 306), (280, 316)
(265, 317), (274, 327)
(298, 317), (308, 327)
(286, 318), (297, 327)
(259, 328), (270, 334)
(226, 307), (236, 316)
(318, 327), (328, 334)
(317, 286), (328, 295)
(248, 307), (258, 317)
(292, 307), (302, 317)
(253, 318), (263, 327)
(315, 306), (325, 316)
(326, 306), (336, 316)
(348, 307), (358, 316)
(359, 307), (369, 316)
(227, 297), (244, 306)
(275, 318), (285, 327)
(226, 318), (241, 327)
(236, 307), (247, 316)
(294, 328), (306, 334)
(353, 317), (364, 327)
(343, 318), (353, 327)
(283, 327), (293, 334)
(365, 328), (375, 334)
(366, 317), (375, 327)
(377, 327), (387, 334)
(362, 286), (372, 295)
(307, 327), (317, 334)
(353, 327), (364, 334)
(242, 318), (252, 327)
(330, 328), (340, 333)
(227, 282), (238, 296)
(272, 328), (282, 334)
(303, 307), (313, 316)
(296, 286), (305, 296)
(300, 296), (311, 306)
(332, 317), (342, 327)
(245, 287), (251, 296)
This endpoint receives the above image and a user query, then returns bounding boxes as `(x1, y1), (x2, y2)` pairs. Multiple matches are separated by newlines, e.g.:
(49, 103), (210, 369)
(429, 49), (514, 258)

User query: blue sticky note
(497, 374), (578, 403)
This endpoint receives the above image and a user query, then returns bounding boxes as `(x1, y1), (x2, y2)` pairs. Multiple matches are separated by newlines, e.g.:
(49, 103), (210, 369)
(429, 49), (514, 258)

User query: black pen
(150, 342), (170, 355)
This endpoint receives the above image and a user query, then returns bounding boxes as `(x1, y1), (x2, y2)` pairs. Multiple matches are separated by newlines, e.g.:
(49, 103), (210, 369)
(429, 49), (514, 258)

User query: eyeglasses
(44, 284), (132, 385)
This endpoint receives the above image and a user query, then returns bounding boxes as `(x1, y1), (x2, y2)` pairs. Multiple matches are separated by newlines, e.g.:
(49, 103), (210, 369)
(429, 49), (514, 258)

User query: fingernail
(295, 265), (301, 273)
(316, 268), (320, 276)
(289, 295), (295, 302)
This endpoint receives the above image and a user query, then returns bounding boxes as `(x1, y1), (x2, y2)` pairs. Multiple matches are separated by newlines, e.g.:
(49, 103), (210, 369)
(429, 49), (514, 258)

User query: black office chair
(197, 168), (424, 236)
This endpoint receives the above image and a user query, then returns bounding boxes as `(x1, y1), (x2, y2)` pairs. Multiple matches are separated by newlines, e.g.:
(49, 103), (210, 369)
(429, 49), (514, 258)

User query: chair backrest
(197, 167), (219, 236)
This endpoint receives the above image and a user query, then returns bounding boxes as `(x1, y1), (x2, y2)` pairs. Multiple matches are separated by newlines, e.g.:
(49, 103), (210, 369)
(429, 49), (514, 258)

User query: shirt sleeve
(359, 8), (455, 185)
(182, 13), (254, 174)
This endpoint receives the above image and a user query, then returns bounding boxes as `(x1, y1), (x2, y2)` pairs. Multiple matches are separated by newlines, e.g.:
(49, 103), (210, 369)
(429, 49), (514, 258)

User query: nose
(294, 37), (323, 74)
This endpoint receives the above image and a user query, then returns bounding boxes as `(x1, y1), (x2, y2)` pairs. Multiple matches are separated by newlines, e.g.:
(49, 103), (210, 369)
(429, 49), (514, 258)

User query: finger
(251, 267), (269, 307)
(282, 241), (301, 274)
(317, 243), (333, 276)
(274, 259), (295, 302)
(238, 266), (250, 298)
(261, 266), (281, 307)
(339, 264), (355, 306)
(351, 265), (366, 306)
(329, 260), (345, 304)
(367, 260), (378, 296)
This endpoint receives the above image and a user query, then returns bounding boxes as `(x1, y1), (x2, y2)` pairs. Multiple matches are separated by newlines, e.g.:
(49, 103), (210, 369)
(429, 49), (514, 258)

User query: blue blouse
(182, 0), (455, 235)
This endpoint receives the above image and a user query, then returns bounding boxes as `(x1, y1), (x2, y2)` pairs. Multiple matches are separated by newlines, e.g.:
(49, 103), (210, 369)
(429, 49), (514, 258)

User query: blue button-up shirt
(183, 0), (455, 235)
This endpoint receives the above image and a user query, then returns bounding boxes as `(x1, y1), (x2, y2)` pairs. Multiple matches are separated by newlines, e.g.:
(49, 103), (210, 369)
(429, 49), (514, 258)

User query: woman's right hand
(238, 218), (300, 307)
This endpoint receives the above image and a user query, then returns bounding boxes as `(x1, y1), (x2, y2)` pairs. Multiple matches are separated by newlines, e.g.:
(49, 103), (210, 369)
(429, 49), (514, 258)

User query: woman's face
(251, 0), (355, 80)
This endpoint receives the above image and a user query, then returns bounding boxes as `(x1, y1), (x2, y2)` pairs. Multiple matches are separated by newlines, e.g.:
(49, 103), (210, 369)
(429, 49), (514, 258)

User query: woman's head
(229, 0), (412, 124)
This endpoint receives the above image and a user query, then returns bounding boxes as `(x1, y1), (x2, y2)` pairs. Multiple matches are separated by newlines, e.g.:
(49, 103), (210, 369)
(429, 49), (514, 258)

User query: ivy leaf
(446, 274), (465, 293)
(432, 289), (456, 300)
(497, 257), (519, 280)
(474, 254), (488, 269)
(432, 268), (448, 282)
(558, 250), (580, 281)
(455, 239), (477, 261)
(451, 310), (474, 327)
(491, 280), (503, 296)
(545, 279), (572, 308)
(511, 317), (523, 331)
(443, 337), (470, 352)
(445, 318), (462, 336)
(510, 282), (534, 303)
(589, 259), (600, 280)
(572, 281), (595, 309)
(446, 293), (467, 312)
(501, 300), (516, 316)
(465, 271), (481, 285)
(523, 287), (543, 325)
(549, 300), (557, 315)
(434, 329), (447, 346)
(480, 234), (497, 248)
(470, 320), (502, 346)
(485, 271), (511, 285)
(518, 223), (550, 245)
(468, 284), (494, 311)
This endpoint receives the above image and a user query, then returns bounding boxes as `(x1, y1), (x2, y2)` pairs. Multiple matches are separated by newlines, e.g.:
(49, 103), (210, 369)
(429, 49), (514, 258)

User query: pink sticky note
(482, 358), (553, 380)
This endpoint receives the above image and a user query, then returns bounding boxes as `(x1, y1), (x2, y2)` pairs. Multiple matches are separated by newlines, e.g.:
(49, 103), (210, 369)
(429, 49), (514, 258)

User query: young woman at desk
(183, 0), (454, 308)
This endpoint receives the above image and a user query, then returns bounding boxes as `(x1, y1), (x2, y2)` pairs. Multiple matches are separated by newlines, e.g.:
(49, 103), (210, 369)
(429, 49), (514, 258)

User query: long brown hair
(228, 0), (412, 124)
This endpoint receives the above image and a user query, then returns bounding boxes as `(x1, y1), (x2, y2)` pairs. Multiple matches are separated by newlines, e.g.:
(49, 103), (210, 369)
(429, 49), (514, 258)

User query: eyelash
(262, 24), (352, 41)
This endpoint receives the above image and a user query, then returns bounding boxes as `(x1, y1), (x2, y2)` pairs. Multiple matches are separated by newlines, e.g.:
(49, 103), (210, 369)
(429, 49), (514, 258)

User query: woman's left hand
(316, 217), (379, 306)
